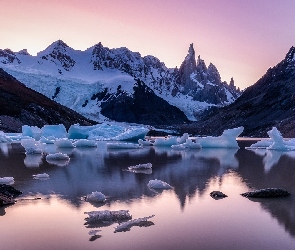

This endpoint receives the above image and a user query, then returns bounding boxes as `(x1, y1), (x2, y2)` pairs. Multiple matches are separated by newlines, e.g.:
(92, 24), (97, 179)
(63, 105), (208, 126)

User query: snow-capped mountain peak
(0, 41), (241, 123)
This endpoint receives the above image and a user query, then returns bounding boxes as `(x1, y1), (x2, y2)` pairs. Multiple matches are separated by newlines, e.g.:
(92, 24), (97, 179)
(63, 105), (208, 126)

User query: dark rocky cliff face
(0, 68), (96, 132)
(176, 47), (295, 137)
(95, 79), (189, 125)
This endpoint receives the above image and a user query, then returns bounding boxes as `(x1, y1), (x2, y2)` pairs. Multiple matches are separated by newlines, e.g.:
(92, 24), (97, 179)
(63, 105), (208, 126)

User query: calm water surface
(0, 140), (295, 250)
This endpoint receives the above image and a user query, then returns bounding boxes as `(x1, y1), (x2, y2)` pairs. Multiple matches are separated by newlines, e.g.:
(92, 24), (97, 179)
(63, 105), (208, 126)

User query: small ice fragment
(128, 163), (152, 170)
(39, 136), (55, 144)
(88, 230), (102, 236)
(106, 143), (143, 149)
(153, 137), (178, 147)
(33, 173), (49, 180)
(21, 138), (43, 154)
(85, 191), (106, 202)
(84, 210), (132, 223)
(0, 177), (14, 185)
(46, 152), (70, 161)
(147, 179), (172, 189)
(114, 215), (155, 233)
(177, 133), (189, 144)
(54, 139), (75, 148)
(138, 139), (153, 146)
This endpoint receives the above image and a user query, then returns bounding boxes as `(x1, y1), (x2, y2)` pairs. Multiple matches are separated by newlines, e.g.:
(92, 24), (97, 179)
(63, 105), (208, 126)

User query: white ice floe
(21, 138), (43, 154)
(84, 210), (132, 223)
(54, 139), (75, 148)
(172, 138), (201, 150)
(33, 173), (50, 180)
(0, 177), (14, 184)
(73, 139), (97, 147)
(153, 137), (178, 147)
(85, 191), (106, 202)
(128, 163), (152, 170)
(248, 139), (273, 148)
(147, 179), (172, 189)
(114, 215), (155, 233)
(197, 127), (244, 148)
(138, 139), (153, 146)
(107, 142), (143, 149)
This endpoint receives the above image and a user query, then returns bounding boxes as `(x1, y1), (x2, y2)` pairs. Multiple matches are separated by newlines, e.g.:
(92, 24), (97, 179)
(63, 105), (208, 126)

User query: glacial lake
(0, 140), (295, 250)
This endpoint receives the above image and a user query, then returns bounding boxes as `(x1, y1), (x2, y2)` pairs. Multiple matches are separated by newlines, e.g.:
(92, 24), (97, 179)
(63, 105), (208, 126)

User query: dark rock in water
(241, 188), (290, 198)
(0, 184), (22, 197)
(210, 191), (228, 199)
(0, 184), (22, 206)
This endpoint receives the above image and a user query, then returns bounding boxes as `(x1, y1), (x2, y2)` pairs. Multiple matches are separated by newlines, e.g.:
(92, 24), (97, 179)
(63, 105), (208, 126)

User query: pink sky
(0, 0), (295, 89)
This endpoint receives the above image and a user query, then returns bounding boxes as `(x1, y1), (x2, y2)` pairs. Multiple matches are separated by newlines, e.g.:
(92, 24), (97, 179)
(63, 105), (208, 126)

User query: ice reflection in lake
(0, 141), (295, 249)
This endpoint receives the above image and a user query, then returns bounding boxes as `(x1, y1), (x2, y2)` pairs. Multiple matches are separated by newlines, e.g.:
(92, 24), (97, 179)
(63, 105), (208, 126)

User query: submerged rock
(241, 188), (290, 198)
(0, 184), (22, 206)
(210, 191), (228, 199)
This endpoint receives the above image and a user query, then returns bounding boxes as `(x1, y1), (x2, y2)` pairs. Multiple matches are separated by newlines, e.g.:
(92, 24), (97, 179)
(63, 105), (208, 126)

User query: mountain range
(177, 46), (295, 137)
(0, 40), (240, 124)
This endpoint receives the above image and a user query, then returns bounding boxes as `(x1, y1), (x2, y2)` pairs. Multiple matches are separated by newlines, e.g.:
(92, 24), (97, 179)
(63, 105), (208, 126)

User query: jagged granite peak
(207, 63), (221, 84)
(0, 49), (20, 64)
(285, 46), (295, 63)
(17, 49), (30, 56)
(37, 40), (76, 72)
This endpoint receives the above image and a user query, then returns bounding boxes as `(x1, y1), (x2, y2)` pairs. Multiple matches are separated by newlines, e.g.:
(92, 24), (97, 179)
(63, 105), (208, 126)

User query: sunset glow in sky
(1, 0), (295, 89)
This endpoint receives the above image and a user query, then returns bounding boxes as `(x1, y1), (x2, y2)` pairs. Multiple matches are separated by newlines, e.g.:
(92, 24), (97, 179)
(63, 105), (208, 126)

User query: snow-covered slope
(0, 40), (241, 122)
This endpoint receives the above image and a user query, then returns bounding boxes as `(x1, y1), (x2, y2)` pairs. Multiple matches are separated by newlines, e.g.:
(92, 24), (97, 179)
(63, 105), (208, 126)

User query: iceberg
(177, 133), (189, 144)
(41, 125), (67, 139)
(21, 138), (43, 154)
(147, 179), (172, 189)
(197, 127), (244, 148)
(85, 191), (106, 202)
(114, 215), (155, 233)
(69, 123), (149, 141)
(73, 139), (97, 147)
(22, 125), (42, 140)
(46, 152), (70, 161)
(0, 131), (11, 143)
(39, 136), (56, 144)
(138, 139), (153, 146)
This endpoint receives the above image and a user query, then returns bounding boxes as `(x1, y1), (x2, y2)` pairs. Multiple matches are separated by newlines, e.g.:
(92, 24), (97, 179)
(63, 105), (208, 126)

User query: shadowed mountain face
(177, 47), (295, 137)
(0, 68), (96, 132)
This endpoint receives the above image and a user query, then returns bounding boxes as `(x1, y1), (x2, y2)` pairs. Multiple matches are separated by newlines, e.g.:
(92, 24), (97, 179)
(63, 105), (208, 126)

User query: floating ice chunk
(177, 133), (189, 144)
(69, 123), (149, 141)
(54, 139), (75, 148)
(107, 143), (143, 149)
(85, 191), (106, 202)
(266, 127), (295, 151)
(198, 127), (244, 148)
(147, 179), (172, 189)
(73, 139), (97, 147)
(39, 136), (56, 144)
(22, 125), (42, 140)
(88, 230), (102, 236)
(21, 138), (43, 154)
(128, 163), (152, 170)
(138, 139), (153, 146)
(0, 131), (11, 143)
(248, 139), (273, 148)
(46, 152), (70, 161)
(114, 215), (155, 233)
(33, 173), (49, 180)
(0, 177), (14, 184)
(172, 138), (201, 150)
(153, 137), (178, 147)
(84, 210), (132, 223)
(41, 124), (67, 138)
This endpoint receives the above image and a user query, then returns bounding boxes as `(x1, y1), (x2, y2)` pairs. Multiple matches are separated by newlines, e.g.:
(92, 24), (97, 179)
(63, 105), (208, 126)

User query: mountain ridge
(0, 40), (240, 124)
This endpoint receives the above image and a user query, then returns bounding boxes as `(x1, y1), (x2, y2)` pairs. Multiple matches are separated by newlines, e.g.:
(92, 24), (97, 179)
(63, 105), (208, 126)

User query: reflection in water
(1, 142), (295, 246)
(24, 154), (43, 168)
(0, 143), (11, 157)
